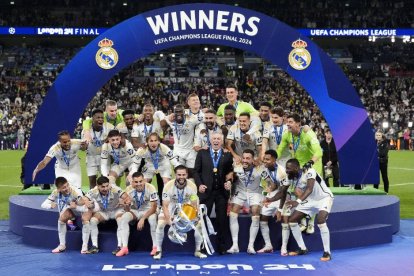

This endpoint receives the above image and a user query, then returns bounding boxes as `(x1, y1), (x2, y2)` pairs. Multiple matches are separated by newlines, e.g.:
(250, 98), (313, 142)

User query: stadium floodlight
(123, 2), (127, 6)
(204, 47), (208, 52)
(391, 36), (395, 43)
(357, 64), (362, 69)
(216, 47), (220, 51)
(345, 3), (350, 7)
(402, 36), (410, 43)
(382, 121), (389, 129)
(171, 54), (175, 58)
(409, 122), (413, 128)
(372, 36), (376, 42)
(238, 65), (243, 69)
(411, 37), (414, 43)
(10, 1), (14, 4)
(368, 36), (372, 42)
(159, 53), (163, 57)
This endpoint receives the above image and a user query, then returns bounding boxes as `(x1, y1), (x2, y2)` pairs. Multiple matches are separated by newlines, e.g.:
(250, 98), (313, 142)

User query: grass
(0, 150), (413, 219)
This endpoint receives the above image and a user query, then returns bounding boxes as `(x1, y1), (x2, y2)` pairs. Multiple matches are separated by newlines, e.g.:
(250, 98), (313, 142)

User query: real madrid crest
(96, 38), (119, 70)
(288, 39), (311, 70)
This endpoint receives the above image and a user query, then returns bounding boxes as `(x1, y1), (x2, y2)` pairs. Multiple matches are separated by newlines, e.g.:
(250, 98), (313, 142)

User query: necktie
(214, 151), (218, 162)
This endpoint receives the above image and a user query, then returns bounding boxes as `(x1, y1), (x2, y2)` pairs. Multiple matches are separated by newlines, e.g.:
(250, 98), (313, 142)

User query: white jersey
(46, 139), (83, 170)
(194, 124), (222, 148)
(134, 121), (163, 145)
(233, 164), (266, 193)
(124, 183), (158, 211)
(289, 168), (334, 201)
(100, 140), (135, 176)
(166, 114), (200, 150)
(82, 122), (114, 157)
(116, 122), (139, 144)
(263, 124), (291, 161)
(260, 164), (288, 187)
(162, 179), (198, 206)
(132, 143), (179, 171)
(185, 109), (205, 123)
(227, 124), (263, 156)
(41, 186), (83, 212)
(86, 184), (124, 211)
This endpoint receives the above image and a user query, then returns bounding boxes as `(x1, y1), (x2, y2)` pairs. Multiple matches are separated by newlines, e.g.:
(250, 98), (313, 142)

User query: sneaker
(88, 245), (99, 254)
(306, 224), (315, 234)
(52, 244), (66, 253)
(247, 247), (256, 255)
(280, 251), (288, 256)
(226, 245), (240, 254)
(257, 245), (273, 253)
(153, 251), (162, 260)
(116, 247), (129, 257)
(80, 244), (88, 254)
(150, 246), (157, 256)
(320, 251), (332, 261)
(194, 250), (207, 259)
(112, 246), (121, 255)
(289, 248), (309, 256)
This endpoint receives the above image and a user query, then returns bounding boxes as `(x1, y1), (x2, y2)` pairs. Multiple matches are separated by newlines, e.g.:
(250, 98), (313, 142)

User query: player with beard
(258, 102), (272, 135)
(100, 129), (135, 185)
(261, 107), (291, 167)
(226, 112), (263, 164)
(220, 104), (237, 139)
(129, 132), (179, 199)
(194, 109), (222, 151)
(116, 109), (140, 150)
(153, 165), (206, 260)
(227, 149), (266, 255)
(83, 109), (114, 188)
(33, 130), (87, 192)
(165, 104), (203, 178)
(134, 104), (163, 149)
(116, 172), (158, 257)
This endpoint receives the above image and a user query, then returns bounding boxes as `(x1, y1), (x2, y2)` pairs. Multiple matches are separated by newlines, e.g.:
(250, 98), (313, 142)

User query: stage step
(21, 222), (392, 253)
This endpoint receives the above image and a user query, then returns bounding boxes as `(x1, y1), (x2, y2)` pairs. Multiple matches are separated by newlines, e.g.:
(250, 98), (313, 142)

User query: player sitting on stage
(41, 177), (87, 253)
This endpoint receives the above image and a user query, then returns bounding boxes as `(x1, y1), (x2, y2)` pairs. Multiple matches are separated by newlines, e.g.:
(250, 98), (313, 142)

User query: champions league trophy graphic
(168, 203), (216, 255)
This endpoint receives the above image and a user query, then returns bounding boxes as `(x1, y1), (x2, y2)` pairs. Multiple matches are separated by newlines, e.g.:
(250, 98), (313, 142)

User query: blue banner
(25, 3), (379, 184)
(2, 26), (413, 37)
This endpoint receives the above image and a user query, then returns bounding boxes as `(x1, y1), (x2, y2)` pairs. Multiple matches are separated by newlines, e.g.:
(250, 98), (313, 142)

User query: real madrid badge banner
(25, 3), (378, 185)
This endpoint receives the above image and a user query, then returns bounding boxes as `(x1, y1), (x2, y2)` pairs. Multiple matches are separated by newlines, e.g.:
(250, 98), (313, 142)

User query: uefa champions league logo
(8, 27), (16, 34)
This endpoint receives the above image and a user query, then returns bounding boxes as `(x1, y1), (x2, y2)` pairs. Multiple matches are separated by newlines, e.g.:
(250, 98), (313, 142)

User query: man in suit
(193, 132), (234, 255)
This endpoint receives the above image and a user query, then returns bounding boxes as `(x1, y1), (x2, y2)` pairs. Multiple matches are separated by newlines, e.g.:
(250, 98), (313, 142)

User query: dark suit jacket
(193, 149), (233, 201)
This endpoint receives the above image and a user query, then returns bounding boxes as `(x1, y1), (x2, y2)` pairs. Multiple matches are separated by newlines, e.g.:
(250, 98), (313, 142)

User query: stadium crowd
(0, 44), (413, 150)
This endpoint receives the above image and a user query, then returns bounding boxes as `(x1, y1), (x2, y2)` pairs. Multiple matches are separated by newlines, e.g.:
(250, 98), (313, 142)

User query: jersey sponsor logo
(150, 192), (158, 200)
(261, 170), (268, 179)
(96, 38), (119, 70)
(288, 39), (311, 70)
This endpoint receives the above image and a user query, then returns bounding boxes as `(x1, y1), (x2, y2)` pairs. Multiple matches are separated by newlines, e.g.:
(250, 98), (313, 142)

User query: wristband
(296, 198), (302, 204)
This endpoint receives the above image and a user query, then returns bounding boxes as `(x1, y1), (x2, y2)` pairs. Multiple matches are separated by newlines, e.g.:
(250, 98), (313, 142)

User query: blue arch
(25, 3), (378, 184)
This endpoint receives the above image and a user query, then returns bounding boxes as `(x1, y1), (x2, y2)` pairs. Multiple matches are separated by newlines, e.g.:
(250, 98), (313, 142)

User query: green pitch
(0, 150), (413, 219)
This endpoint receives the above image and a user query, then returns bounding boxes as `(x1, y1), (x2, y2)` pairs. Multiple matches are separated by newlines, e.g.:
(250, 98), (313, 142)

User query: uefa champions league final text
(153, 33), (253, 46)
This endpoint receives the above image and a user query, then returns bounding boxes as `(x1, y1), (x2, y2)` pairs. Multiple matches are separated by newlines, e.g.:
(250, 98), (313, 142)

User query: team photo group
(33, 83), (335, 262)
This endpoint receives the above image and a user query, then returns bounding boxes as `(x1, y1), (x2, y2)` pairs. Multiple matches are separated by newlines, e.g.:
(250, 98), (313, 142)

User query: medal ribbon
(111, 145), (120, 165)
(134, 188), (146, 210)
(210, 147), (222, 171)
(274, 125), (284, 145)
(292, 127), (303, 154)
(150, 147), (160, 170)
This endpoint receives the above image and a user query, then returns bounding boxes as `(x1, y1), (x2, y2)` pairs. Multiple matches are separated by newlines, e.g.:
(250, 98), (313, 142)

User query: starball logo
(146, 9), (261, 37)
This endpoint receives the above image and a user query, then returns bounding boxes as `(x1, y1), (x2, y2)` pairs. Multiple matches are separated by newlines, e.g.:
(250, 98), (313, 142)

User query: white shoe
(80, 244), (88, 254)
(247, 247), (256, 255)
(153, 251), (162, 260)
(257, 245), (273, 253)
(306, 224), (315, 234)
(194, 250), (207, 258)
(52, 244), (66, 253)
(227, 245), (240, 254)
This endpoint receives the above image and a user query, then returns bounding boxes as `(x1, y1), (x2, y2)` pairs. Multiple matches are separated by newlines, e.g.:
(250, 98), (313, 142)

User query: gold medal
(213, 168), (218, 173)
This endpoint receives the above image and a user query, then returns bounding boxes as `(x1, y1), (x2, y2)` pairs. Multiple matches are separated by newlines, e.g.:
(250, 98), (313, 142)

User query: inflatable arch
(25, 4), (378, 184)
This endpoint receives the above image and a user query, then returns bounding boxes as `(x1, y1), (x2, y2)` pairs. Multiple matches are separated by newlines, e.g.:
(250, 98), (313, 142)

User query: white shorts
(96, 208), (124, 221)
(261, 195), (293, 217)
(296, 196), (334, 216)
(86, 155), (100, 177)
(141, 160), (172, 179)
(55, 164), (82, 189)
(232, 190), (263, 207)
(110, 162), (134, 177)
(174, 148), (196, 169)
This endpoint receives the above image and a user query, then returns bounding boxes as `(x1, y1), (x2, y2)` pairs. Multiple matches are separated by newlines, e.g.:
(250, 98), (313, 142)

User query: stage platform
(9, 194), (399, 253)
